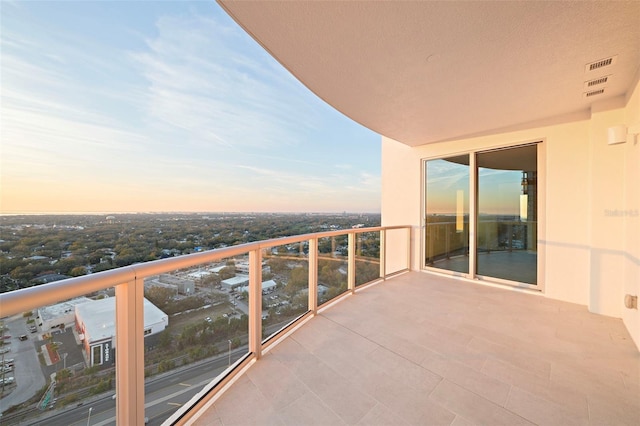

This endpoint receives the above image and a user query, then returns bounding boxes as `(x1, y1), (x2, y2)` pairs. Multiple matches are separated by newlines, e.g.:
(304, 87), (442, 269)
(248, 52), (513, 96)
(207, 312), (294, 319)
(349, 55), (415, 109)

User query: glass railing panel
(317, 236), (348, 305)
(355, 231), (381, 286)
(261, 244), (309, 341)
(0, 289), (118, 425)
(142, 256), (249, 424)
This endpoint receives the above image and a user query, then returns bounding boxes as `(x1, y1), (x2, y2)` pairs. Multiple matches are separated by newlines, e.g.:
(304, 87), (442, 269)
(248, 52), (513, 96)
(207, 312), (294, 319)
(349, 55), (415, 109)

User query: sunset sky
(1, 1), (381, 214)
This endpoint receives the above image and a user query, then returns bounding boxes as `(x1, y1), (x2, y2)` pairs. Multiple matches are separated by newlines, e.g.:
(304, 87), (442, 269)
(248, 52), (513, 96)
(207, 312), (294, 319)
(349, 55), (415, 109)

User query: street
(28, 348), (247, 426)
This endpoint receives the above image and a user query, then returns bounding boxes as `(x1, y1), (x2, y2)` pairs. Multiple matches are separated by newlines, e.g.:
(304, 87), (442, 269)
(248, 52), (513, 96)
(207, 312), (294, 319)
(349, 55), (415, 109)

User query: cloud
(335, 164), (353, 170)
(131, 12), (319, 151)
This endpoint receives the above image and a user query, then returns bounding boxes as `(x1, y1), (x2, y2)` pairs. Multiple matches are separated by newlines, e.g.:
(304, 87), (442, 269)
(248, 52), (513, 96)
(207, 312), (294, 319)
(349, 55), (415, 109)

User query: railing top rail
(0, 225), (409, 317)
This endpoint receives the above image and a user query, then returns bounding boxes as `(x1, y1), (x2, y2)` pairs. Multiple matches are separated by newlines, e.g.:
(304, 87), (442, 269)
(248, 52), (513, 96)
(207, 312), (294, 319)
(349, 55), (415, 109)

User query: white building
(237, 279), (278, 295)
(37, 297), (92, 332)
(75, 297), (168, 367)
(221, 274), (250, 291)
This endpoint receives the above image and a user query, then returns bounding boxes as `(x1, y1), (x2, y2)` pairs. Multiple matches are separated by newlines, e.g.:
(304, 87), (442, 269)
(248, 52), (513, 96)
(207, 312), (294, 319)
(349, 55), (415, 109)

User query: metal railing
(425, 220), (537, 265)
(0, 225), (410, 425)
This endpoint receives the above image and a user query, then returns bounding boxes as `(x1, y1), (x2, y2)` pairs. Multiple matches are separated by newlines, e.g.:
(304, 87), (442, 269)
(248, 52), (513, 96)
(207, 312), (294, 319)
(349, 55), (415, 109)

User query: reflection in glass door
(425, 155), (469, 274)
(476, 145), (537, 284)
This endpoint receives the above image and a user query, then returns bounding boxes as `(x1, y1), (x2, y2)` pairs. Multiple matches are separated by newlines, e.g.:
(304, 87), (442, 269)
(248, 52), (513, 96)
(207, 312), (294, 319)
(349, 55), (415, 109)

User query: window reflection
(424, 144), (538, 285)
(477, 145), (537, 284)
(425, 155), (470, 274)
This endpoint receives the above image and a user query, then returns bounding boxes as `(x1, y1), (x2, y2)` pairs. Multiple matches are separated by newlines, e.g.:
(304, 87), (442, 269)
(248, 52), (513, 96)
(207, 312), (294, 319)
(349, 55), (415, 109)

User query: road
(28, 348), (247, 426)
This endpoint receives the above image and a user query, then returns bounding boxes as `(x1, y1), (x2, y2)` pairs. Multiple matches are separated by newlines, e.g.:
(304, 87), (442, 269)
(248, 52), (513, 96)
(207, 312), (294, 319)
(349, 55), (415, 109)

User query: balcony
(189, 271), (639, 425)
(0, 226), (411, 425)
(1, 231), (638, 425)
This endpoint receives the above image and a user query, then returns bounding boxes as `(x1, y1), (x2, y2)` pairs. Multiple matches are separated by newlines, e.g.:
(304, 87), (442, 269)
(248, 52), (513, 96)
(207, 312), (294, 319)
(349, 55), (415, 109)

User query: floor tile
(192, 272), (639, 425)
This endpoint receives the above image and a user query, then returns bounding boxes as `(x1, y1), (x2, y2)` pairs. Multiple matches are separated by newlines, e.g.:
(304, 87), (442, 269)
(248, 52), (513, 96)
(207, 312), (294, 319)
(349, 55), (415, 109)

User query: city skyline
(0, 1), (381, 215)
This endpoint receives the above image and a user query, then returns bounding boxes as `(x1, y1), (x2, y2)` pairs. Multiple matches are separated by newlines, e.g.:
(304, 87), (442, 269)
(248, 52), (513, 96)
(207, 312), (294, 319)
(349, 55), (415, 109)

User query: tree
(266, 257), (288, 274)
(158, 330), (173, 350)
(144, 286), (175, 311)
(69, 266), (87, 277)
(219, 266), (235, 280)
(285, 266), (308, 297)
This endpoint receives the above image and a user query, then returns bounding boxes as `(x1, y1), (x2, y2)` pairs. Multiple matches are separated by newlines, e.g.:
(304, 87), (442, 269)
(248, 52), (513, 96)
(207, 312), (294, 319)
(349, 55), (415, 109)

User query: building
(75, 297), (168, 367)
(221, 274), (250, 291)
(237, 279), (277, 295)
(144, 274), (195, 296)
(36, 297), (92, 332)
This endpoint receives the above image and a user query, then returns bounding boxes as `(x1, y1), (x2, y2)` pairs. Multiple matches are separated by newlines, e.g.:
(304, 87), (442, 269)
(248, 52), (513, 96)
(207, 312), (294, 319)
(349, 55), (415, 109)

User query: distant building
(187, 270), (210, 279)
(235, 261), (250, 274)
(237, 279), (278, 295)
(235, 261), (271, 275)
(37, 297), (92, 332)
(75, 297), (168, 367)
(33, 273), (70, 285)
(26, 255), (49, 261)
(209, 265), (227, 274)
(145, 274), (195, 295)
(221, 274), (250, 291)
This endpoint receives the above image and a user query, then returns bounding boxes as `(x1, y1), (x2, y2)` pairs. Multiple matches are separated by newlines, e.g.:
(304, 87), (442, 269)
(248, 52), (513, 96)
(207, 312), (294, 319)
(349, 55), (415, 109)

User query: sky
(0, 1), (381, 215)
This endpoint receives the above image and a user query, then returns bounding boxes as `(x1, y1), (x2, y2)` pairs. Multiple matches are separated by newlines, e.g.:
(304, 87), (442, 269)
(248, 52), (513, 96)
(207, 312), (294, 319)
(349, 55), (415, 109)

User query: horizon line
(0, 211), (381, 217)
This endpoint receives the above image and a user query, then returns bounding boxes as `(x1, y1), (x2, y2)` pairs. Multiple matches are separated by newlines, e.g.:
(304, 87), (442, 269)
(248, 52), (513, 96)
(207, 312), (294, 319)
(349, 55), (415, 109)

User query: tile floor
(192, 272), (640, 425)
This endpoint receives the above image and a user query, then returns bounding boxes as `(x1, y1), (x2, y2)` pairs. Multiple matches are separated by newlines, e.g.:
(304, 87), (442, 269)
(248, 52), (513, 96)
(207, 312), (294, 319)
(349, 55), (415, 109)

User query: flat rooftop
(76, 297), (168, 343)
(193, 272), (639, 425)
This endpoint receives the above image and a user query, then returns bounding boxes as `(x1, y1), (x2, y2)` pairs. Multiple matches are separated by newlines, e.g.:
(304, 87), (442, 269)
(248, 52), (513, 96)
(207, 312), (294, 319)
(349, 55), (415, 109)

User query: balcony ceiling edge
(217, 1), (640, 147)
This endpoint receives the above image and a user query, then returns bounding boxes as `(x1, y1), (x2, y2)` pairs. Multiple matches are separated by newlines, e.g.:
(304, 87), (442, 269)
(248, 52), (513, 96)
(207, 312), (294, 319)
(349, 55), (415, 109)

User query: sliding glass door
(424, 144), (538, 286)
(477, 145), (537, 284)
(424, 155), (470, 274)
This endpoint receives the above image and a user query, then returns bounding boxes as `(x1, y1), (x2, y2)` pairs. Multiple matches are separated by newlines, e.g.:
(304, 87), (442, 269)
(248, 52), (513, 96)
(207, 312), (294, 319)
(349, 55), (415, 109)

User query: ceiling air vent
(585, 76), (609, 89)
(584, 88), (605, 98)
(585, 55), (617, 73)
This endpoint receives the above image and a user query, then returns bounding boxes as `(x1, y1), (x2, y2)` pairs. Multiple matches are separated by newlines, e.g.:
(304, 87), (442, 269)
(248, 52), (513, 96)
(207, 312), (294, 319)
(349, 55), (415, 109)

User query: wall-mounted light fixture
(608, 124), (640, 145)
(608, 125), (627, 145)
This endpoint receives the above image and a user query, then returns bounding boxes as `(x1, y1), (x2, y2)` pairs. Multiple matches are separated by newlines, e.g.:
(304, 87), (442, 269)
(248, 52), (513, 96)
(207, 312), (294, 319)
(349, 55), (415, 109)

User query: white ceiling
(218, 1), (640, 147)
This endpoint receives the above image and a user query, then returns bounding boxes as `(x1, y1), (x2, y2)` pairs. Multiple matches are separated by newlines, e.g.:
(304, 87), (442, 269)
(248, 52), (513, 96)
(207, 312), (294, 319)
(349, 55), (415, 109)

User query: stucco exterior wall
(623, 78), (640, 349)
(381, 78), (640, 350)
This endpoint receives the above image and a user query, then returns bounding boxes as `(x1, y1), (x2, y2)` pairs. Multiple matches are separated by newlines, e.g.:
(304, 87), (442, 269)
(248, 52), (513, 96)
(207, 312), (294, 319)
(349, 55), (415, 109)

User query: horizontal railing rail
(0, 225), (410, 425)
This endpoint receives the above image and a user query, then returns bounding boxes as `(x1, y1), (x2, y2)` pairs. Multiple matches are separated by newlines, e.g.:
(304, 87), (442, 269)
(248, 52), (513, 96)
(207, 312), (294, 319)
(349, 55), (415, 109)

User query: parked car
(0, 347), (10, 354)
(2, 359), (14, 366)
(28, 325), (37, 333)
(18, 335), (28, 341)
(0, 376), (15, 385)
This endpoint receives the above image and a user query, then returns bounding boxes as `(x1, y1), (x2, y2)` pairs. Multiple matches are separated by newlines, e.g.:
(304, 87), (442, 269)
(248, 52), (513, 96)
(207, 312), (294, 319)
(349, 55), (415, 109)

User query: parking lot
(0, 314), (46, 412)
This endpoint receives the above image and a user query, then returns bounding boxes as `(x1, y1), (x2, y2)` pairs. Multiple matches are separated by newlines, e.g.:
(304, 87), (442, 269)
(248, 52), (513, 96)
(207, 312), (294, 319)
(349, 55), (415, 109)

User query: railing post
(308, 238), (318, 314)
(115, 278), (145, 426)
(248, 249), (262, 359)
(380, 229), (386, 279)
(348, 233), (355, 292)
